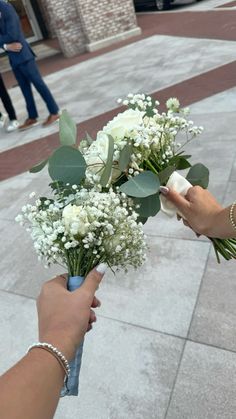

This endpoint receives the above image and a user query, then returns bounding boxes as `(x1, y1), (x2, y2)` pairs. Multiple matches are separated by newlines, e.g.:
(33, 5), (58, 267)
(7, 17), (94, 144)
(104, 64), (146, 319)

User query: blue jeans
(13, 59), (59, 119)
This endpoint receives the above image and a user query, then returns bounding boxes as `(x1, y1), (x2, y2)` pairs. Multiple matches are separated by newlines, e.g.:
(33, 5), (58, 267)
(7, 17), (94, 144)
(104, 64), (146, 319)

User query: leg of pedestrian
(21, 60), (60, 127)
(0, 74), (19, 133)
(13, 65), (39, 131)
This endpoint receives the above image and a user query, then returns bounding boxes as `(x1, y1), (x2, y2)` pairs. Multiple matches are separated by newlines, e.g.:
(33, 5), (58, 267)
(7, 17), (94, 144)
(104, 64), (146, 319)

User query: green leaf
(158, 166), (175, 185)
(120, 171), (160, 198)
(48, 146), (86, 185)
(176, 156), (192, 170)
(186, 163), (209, 188)
(29, 158), (48, 173)
(100, 135), (114, 187)
(59, 110), (77, 146)
(119, 143), (133, 172)
(135, 193), (161, 217)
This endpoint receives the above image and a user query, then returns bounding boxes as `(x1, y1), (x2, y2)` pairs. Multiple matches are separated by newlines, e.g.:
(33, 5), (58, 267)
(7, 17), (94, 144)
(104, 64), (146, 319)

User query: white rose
(103, 109), (144, 141)
(62, 204), (89, 236)
(85, 131), (121, 183)
(85, 131), (109, 172)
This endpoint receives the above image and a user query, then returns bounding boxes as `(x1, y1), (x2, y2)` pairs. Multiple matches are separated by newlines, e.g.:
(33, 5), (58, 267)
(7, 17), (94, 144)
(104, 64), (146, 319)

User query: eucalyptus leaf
(100, 135), (114, 187)
(176, 156), (192, 170)
(186, 163), (209, 188)
(59, 110), (77, 146)
(120, 171), (160, 198)
(135, 193), (161, 217)
(48, 146), (86, 185)
(30, 158), (48, 173)
(158, 166), (175, 185)
(119, 143), (133, 172)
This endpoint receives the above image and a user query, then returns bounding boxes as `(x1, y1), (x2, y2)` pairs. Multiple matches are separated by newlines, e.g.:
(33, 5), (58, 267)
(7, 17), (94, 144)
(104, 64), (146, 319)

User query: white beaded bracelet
(229, 202), (236, 231)
(28, 342), (70, 382)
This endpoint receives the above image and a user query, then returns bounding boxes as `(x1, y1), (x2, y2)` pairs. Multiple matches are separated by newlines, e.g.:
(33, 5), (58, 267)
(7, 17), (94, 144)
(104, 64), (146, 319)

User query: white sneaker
(0, 113), (7, 128)
(6, 120), (19, 132)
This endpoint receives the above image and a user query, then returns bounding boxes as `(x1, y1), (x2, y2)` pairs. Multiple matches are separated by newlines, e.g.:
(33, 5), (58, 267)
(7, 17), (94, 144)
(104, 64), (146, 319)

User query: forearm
(0, 349), (64, 419)
(211, 206), (236, 239)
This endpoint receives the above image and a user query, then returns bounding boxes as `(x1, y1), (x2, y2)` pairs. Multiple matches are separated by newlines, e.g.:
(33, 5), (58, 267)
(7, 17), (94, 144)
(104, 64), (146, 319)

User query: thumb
(161, 186), (191, 216)
(80, 263), (107, 300)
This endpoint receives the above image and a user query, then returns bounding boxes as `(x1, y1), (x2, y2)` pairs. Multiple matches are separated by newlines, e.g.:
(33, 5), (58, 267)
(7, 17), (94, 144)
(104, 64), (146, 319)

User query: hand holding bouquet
(18, 92), (235, 395)
(79, 93), (235, 261)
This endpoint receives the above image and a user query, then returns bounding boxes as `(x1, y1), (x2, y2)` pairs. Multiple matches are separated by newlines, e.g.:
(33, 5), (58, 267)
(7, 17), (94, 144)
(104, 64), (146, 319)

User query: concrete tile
(230, 159), (236, 182)
(56, 318), (184, 419)
(1, 35), (236, 151)
(98, 236), (209, 337)
(189, 241), (236, 352)
(0, 290), (184, 419)
(0, 291), (37, 374)
(0, 219), (61, 298)
(0, 169), (51, 221)
(166, 341), (236, 419)
(223, 181), (236, 206)
(190, 88), (236, 114)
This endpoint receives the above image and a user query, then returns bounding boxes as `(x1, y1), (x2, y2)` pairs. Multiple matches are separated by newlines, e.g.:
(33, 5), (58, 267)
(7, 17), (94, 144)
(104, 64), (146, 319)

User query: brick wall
(37, 0), (140, 57)
(76, 0), (138, 44)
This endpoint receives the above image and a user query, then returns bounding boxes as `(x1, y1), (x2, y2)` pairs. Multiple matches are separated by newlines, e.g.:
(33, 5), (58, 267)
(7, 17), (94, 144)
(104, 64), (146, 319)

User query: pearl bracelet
(229, 202), (236, 231)
(27, 342), (70, 382)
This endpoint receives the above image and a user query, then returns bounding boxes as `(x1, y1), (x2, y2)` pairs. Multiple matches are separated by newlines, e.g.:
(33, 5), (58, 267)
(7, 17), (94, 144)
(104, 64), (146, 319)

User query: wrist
(209, 207), (235, 239)
(39, 333), (76, 361)
(27, 347), (65, 382)
(3, 44), (8, 51)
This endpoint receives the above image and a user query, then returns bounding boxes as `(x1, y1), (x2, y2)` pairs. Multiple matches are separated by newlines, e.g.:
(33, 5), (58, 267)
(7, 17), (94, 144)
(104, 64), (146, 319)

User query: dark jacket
(0, 0), (35, 68)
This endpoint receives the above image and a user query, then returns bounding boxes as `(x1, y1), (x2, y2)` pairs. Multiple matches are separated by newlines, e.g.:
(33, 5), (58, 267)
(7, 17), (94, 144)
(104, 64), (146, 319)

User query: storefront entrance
(9, 0), (43, 43)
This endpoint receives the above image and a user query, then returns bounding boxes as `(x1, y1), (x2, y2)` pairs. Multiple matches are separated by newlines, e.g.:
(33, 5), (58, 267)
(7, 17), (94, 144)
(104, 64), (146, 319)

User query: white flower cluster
(81, 93), (203, 185)
(16, 188), (147, 276)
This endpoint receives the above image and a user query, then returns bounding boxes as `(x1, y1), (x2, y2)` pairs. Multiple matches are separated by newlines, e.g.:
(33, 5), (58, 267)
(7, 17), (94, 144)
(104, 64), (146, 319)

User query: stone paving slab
(56, 316), (183, 419)
(189, 181), (236, 351)
(1, 34), (236, 152)
(97, 236), (209, 338)
(166, 341), (236, 419)
(0, 289), (184, 419)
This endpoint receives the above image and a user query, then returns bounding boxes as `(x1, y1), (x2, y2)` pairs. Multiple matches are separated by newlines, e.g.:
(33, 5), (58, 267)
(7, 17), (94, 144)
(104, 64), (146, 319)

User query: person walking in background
(0, 71), (19, 132)
(0, 0), (60, 131)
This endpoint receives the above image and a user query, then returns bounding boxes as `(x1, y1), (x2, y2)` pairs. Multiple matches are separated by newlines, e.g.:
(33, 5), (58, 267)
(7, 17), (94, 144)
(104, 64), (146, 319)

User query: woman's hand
(161, 185), (225, 237)
(37, 266), (106, 361)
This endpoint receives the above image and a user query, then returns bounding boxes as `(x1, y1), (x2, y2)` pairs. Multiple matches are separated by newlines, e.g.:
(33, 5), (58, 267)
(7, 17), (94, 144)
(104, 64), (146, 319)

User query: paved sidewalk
(0, 2), (236, 418)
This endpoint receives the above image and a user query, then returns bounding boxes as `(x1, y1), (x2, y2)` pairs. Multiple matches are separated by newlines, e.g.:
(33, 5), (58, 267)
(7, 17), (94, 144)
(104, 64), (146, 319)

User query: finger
(91, 296), (101, 308)
(47, 273), (68, 288)
(183, 219), (190, 227)
(161, 187), (191, 218)
(89, 309), (97, 324)
(86, 324), (93, 333)
(79, 264), (107, 301)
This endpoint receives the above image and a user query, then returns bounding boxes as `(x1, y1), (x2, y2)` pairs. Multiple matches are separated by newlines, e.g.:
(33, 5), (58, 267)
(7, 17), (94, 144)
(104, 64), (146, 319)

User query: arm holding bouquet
(0, 267), (104, 419)
(160, 185), (236, 239)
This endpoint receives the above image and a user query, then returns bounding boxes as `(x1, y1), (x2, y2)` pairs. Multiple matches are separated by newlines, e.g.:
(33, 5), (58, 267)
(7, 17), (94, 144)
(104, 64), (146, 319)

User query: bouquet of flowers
(79, 93), (236, 261)
(16, 111), (147, 395)
(18, 92), (235, 394)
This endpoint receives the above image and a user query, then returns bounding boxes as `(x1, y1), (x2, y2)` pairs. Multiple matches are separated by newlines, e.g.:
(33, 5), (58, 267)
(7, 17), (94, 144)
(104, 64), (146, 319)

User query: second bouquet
(17, 184), (146, 395)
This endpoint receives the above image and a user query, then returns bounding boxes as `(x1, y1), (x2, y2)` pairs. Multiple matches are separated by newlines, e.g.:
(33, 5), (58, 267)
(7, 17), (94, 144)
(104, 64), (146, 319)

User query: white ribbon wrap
(160, 171), (192, 218)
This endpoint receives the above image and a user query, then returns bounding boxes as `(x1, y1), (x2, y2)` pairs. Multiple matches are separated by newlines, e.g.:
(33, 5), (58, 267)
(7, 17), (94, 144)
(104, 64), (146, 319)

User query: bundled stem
(210, 238), (236, 263)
